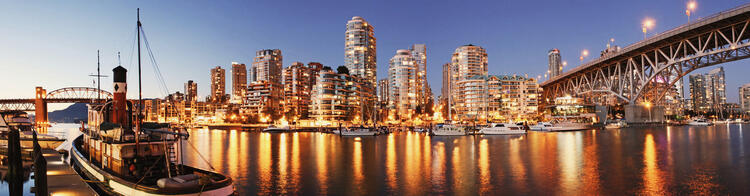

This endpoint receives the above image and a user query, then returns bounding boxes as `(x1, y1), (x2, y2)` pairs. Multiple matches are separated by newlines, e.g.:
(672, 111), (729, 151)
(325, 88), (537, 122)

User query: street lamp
(686, 1), (697, 23)
(580, 49), (589, 62)
(642, 18), (655, 39)
(644, 101), (652, 122)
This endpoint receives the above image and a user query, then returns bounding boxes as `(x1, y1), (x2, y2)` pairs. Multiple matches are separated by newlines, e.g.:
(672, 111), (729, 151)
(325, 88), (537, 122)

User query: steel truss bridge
(0, 87), (111, 128)
(542, 3), (750, 106)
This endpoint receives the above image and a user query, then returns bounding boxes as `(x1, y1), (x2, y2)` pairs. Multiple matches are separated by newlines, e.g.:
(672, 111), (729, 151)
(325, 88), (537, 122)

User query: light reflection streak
(316, 133), (328, 194)
(386, 134), (397, 191)
(353, 138), (364, 190)
(277, 133), (288, 192)
(290, 132), (300, 193)
(478, 139), (490, 193)
(641, 134), (664, 195)
(227, 129), (238, 179)
(432, 142), (446, 193)
(258, 132), (272, 192)
(557, 133), (581, 194)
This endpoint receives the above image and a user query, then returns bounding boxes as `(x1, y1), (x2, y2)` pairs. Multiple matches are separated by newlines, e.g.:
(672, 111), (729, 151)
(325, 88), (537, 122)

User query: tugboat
(69, 9), (234, 195)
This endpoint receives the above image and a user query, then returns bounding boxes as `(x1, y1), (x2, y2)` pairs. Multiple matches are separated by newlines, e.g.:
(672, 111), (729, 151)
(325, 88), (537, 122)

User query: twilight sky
(1, 0), (749, 110)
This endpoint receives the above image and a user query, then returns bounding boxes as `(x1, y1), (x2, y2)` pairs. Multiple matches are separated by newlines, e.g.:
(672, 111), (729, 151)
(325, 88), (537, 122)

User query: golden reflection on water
(509, 136), (526, 189)
(582, 131), (600, 193)
(642, 134), (665, 195)
(386, 134), (397, 191)
(277, 133), (289, 192)
(353, 138), (364, 191)
(291, 133), (300, 193)
(432, 142), (446, 192)
(228, 130), (238, 179)
(316, 133), (328, 194)
(478, 139), (490, 193)
(258, 133), (272, 192)
(557, 132), (581, 194)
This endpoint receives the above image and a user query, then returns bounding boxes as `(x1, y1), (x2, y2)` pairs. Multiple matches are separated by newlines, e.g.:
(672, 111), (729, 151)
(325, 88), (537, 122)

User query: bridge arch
(46, 87), (112, 100)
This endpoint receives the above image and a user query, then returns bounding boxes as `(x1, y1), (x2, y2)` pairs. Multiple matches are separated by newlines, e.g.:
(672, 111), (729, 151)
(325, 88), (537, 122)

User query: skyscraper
(548, 49), (562, 78)
(388, 49), (418, 120)
(741, 83), (750, 114)
(451, 44), (488, 120)
(411, 44), (428, 107)
(345, 16), (377, 87)
(231, 62), (247, 104)
(689, 67), (726, 112)
(441, 63), (452, 106)
(184, 80), (197, 102)
(209, 66), (226, 103)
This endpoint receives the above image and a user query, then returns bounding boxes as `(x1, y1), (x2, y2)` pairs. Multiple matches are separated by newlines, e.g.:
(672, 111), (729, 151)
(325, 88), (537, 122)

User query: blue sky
(2, 0), (749, 110)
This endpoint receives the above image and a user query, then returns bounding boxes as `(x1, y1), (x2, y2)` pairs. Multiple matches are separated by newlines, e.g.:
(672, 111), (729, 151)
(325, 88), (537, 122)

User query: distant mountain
(48, 103), (88, 123)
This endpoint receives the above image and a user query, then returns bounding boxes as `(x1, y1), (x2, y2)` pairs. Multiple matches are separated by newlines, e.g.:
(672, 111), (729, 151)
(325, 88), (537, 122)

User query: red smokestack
(112, 66), (128, 125)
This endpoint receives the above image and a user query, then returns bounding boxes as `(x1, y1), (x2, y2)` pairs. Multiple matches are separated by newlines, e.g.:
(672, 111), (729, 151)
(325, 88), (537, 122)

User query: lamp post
(642, 18), (654, 39)
(644, 101), (652, 122)
(580, 49), (589, 62)
(686, 1), (697, 23)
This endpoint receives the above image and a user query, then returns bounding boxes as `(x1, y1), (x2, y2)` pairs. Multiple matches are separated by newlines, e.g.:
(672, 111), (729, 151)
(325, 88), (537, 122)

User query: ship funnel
(112, 66), (128, 125)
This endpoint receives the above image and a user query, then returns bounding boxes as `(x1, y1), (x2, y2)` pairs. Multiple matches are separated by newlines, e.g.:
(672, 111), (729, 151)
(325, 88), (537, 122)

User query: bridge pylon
(34, 87), (48, 133)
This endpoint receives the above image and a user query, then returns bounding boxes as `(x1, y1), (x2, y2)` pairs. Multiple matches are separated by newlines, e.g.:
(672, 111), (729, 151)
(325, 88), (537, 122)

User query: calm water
(181, 124), (750, 195)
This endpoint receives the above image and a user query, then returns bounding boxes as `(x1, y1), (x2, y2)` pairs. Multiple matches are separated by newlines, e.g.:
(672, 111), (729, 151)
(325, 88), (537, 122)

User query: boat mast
(97, 50), (101, 101)
(136, 8), (143, 156)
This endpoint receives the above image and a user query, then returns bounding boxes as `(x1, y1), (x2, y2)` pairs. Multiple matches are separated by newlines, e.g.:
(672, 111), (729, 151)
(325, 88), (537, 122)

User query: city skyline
(3, 0), (750, 111)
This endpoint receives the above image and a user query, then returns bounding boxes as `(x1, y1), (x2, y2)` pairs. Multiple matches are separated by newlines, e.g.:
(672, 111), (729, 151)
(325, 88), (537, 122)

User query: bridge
(0, 87), (111, 130)
(541, 3), (750, 122)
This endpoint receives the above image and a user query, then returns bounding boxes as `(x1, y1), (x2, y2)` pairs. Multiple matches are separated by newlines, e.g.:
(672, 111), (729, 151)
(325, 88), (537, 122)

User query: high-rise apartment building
(441, 63), (452, 107)
(689, 67), (726, 112)
(411, 44), (428, 107)
(244, 49), (283, 119)
(548, 49), (562, 78)
(231, 62), (247, 104)
(377, 78), (389, 107)
(209, 66), (226, 103)
(451, 44), (488, 121)
(345, 16), (377, 87)
(184, 80), (197, 102)
(388, 49), (418, 120)
(282, 62), (313, 120)
(740, 83), (750, 113)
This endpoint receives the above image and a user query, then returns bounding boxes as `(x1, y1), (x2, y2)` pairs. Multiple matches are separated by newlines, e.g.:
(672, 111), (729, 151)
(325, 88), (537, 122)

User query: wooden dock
(40, 149), (97, 195)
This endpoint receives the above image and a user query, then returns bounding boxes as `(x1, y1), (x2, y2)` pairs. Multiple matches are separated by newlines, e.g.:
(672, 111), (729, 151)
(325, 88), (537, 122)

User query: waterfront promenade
(41, 149), (96, 195)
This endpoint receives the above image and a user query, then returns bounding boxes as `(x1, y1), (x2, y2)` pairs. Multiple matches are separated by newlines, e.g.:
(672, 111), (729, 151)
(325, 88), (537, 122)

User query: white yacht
(478, 123), (526, 135)
(431, 124), (466, 136)
(688, 119), (713, 126)
(0, 111), (65, 149)
(262, 125), (291, 132)
(530, 122), (589, 132)
(339, 127), (378, 136)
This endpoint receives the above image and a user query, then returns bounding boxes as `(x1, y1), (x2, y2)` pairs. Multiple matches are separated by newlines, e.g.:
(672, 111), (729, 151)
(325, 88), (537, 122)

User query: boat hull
(71, 136), (234, 196)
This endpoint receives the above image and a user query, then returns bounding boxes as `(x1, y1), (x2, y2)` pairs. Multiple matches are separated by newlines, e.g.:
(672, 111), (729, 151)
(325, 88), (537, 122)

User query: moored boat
(478, 123), (526, 135)
(339, 126), (378, 136)
(0, 111), (65, 149)
(69, 9), (234, 195)
(262, 125), (290, 132)
(688, 119), (712, 126)
(431, 124), (466, 136)
(604, 120), (628, 129)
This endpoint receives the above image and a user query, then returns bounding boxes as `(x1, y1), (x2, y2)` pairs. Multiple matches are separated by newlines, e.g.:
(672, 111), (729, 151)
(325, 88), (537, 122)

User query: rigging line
(127, 25), (138, 71)
(139, 27), (169, 96)
(140, 27), (186, 122)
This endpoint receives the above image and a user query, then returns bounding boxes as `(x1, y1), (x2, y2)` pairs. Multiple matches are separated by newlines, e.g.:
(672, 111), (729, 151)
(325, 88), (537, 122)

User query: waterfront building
(345, 16), (377, 87)
(689, 67), (727, 112)
(309, 66), (373, 126)
(548, 49), (562, 78)
(451, 44), (488, 121)
(388, 49), (418, 122)
(243, 49), (283, 121)
(282, 62), (313, 121)
(184, 80), (197, 102)
(741, 83), (750, 114)
(489, 75), (540, 122)
(231, 62), (247, 104)
(377, 78), (389, 107)
(209, 66), (226, 103)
